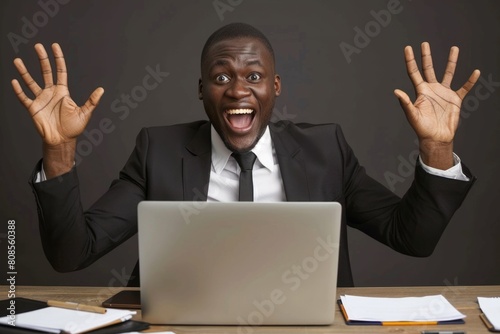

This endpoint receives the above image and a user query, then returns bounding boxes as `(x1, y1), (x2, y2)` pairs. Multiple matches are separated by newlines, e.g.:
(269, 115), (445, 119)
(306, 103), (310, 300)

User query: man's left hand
(394, 42), (480, 170)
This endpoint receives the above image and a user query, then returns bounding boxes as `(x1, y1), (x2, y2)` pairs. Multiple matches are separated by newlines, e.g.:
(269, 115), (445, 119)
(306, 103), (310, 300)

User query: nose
(225, 77), (251, 99)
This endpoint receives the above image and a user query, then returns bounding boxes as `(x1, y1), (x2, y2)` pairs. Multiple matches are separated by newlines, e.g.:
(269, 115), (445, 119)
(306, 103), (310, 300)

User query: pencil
(382, 321), (439, 326)
(47, 300), (107, 314)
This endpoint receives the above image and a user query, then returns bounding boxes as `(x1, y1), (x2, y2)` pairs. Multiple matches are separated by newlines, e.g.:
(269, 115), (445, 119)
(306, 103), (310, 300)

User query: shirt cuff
(34, 164), (48, 183)
(419, 153), (470, 181)
(35, 162), (76, 183)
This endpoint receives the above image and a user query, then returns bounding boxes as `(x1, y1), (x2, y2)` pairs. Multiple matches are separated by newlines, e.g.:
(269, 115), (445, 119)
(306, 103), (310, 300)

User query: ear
(274, 74), (281, 96)
(198, 78), (203, 100)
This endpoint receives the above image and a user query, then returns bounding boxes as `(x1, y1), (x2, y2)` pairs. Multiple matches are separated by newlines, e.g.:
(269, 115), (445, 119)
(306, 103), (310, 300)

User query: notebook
(478, 297), (500, 332)
(137, 201), (342, 325)
(338, 294), (465, 326)
(0, 297), (149, 334)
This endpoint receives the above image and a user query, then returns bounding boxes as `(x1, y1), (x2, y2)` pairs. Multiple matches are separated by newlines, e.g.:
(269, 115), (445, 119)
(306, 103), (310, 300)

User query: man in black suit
(11, 23), (479, 287)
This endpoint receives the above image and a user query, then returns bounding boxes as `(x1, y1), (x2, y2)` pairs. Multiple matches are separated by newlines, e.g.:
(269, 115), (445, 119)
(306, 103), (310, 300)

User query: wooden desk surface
(2, 285), (499, 333)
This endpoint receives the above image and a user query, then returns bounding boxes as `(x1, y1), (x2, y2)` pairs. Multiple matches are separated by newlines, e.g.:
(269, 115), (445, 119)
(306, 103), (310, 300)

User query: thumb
(81, 87), (104, 117)
(394, 89), (416, 118)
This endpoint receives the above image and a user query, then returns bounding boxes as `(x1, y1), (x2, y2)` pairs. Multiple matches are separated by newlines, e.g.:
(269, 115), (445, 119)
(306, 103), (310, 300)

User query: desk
(1, 285), (499, 333)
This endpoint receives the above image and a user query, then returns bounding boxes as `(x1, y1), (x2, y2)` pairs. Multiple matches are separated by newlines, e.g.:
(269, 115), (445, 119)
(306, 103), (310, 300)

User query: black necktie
(232, 151), (257, 201)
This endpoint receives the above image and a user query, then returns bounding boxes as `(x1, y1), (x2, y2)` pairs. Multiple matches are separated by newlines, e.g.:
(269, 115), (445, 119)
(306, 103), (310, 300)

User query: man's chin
(223, 140), (257, 153)
(223, 133), (261, 153)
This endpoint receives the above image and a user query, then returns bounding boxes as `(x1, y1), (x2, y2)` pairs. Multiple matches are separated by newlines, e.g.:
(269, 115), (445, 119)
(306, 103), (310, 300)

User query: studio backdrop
(1, 0), (499, 287)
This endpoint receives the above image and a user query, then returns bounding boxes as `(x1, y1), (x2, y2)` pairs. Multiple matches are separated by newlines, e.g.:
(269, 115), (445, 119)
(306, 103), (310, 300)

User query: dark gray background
(1, 0), (499, 287)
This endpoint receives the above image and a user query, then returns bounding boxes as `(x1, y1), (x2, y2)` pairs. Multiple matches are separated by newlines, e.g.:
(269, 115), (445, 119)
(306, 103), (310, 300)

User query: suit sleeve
(337, 126), (476, 256)
(29, 128), (150, 272)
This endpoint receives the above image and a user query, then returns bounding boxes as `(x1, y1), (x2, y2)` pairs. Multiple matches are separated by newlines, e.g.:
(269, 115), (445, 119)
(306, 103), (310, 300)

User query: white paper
(478, 297), (500, 329)
(0, 306), (136, 334)
(340, 294), (466, 322)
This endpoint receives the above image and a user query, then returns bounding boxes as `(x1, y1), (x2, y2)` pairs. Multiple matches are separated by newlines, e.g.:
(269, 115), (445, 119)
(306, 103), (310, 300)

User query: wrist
(42, 140), (76, 179)
(419, 140), (454, 170)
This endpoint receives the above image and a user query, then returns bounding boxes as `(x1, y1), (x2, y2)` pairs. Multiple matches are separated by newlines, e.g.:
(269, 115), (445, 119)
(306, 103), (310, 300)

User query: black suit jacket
(30, 121), (476, 287)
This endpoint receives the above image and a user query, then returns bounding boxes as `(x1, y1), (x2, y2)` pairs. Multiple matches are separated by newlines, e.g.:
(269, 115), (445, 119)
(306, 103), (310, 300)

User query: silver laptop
(137, 201), (342, 325)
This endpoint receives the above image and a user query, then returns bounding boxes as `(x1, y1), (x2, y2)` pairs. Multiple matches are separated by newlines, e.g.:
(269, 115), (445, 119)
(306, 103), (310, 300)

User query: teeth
(226, 108), (253, 115)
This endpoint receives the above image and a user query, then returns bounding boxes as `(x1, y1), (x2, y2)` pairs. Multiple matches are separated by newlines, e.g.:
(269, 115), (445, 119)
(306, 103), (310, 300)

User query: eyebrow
(212, 59), (229, 67)
(245, 59), (263, 67)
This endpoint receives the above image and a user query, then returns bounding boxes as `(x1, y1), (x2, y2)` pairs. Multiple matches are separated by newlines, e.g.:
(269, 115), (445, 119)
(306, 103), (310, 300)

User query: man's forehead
(202, 37), (272, 65)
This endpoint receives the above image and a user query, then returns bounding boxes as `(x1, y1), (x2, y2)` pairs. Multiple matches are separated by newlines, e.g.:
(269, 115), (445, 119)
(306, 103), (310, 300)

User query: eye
(248, 73), (261, 81)
(215, 74), (230, 83)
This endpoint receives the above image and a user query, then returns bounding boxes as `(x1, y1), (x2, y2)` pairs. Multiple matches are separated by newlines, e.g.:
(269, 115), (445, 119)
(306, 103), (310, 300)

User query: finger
(11, 79), (34, 109)
(52, 43), (68, 86)
(80, 87), (105, 117)
(404, 45), (425, 92)
(13, 58), (42, 96)
(34, 43), (54, 87)
(456, 69), (481, 100)
(421, 42), (438, 83)
(442, 46), (459, 88)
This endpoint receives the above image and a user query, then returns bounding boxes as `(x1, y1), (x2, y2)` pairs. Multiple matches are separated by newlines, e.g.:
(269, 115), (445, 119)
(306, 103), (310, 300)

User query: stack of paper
(0, 306), (136, 334)
(339, 294), (466, 325)
(478, 297), (500, 331)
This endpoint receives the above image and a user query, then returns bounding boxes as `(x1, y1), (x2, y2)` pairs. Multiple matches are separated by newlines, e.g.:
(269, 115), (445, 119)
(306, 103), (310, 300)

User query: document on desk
(0, 306), (136, 333)
(339, 294), (466, 325)
(478, 297), (500, 331)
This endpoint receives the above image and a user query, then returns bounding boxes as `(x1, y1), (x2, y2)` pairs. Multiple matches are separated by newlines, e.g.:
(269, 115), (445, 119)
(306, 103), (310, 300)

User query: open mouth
(225, 108), (255, 130)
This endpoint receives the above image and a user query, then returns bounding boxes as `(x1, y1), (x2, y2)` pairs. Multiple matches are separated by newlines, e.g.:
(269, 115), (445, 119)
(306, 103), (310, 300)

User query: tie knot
(232, 151), (257, 171)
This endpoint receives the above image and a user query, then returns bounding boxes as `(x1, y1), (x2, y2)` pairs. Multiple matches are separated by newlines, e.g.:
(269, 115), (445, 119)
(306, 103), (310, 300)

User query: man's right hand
(11, 43), (104, 179)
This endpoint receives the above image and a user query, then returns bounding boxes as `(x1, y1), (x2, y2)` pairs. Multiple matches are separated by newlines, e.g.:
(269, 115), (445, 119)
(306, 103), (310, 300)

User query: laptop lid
(137, 201), (341, 325)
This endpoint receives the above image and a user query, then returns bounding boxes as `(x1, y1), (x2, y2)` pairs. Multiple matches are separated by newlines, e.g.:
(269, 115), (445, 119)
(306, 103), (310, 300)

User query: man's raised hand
(11, 43), (104, 178)
(394, 42), (480, 169)
(11, 43), (104, 146)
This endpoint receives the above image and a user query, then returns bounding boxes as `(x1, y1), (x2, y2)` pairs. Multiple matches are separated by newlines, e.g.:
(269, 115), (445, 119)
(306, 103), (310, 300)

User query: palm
(394, 42), (480, 145)
(12, 43), (103, 146)
(28, 84), (83, 145)
(410, 82), (462, 143)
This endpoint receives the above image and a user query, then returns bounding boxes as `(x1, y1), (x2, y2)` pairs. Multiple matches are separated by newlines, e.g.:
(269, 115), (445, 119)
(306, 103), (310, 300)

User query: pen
(421, 331), (466, 334)
(47, 300), (107, 314)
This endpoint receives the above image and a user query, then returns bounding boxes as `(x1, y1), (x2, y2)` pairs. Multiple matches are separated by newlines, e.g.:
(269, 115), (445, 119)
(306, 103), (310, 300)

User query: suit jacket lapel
(270, 123), (310, 201)
(183, 122), (211, 201)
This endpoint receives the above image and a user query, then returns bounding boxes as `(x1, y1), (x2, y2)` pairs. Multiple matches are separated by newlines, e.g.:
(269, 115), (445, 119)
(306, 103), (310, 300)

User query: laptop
(137, 201), (342, 325)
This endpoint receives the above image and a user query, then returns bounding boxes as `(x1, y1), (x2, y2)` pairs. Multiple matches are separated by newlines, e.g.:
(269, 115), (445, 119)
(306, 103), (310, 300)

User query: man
(11, 23), (479, 287)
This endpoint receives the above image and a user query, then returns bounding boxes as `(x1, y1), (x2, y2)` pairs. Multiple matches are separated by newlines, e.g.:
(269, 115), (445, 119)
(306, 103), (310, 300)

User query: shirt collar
(211, 125), (274, 174)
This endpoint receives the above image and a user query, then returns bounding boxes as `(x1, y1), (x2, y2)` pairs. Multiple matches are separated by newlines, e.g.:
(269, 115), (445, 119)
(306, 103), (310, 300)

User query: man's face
(199, 37), (281, 153)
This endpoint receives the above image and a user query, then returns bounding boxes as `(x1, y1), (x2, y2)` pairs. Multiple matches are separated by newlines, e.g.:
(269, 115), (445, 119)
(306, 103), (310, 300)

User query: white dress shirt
(207, 126), (286, 202)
